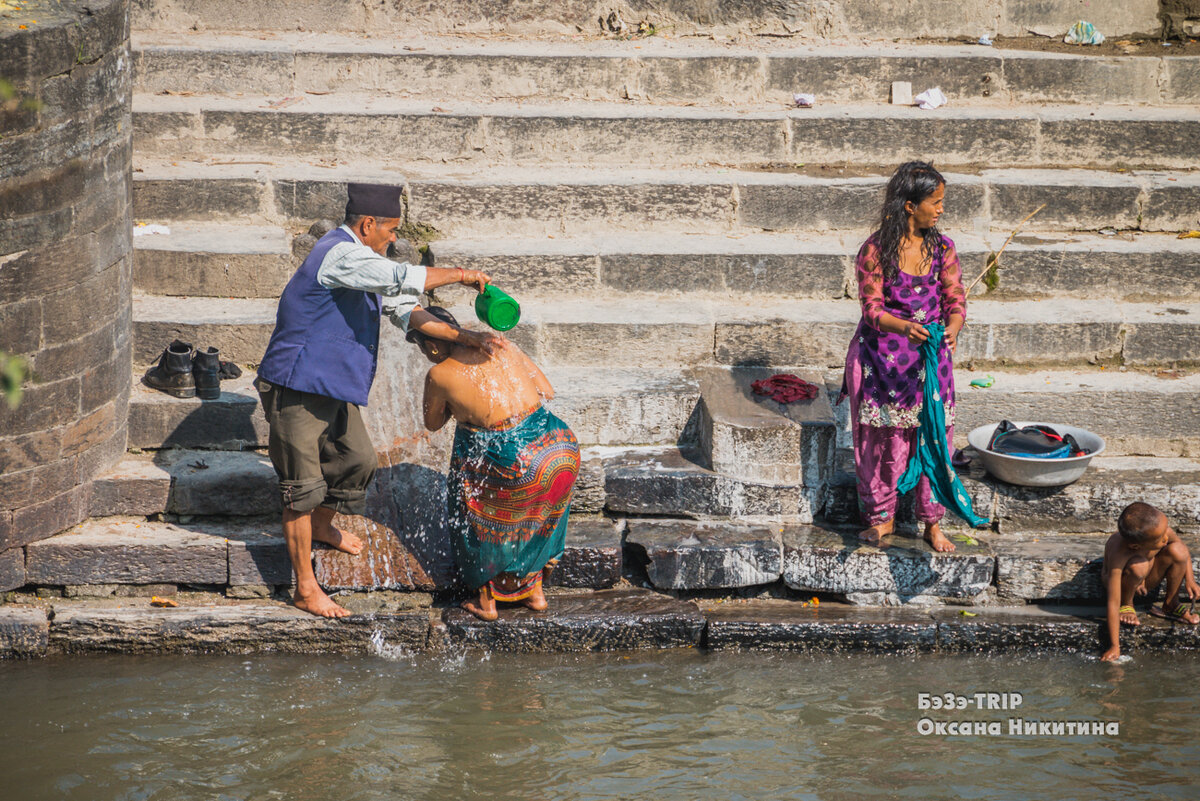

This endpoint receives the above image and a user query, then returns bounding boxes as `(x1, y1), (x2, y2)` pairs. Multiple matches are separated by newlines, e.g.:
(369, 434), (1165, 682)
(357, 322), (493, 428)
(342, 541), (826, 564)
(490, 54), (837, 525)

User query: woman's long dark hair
(875, 161), (945, 282)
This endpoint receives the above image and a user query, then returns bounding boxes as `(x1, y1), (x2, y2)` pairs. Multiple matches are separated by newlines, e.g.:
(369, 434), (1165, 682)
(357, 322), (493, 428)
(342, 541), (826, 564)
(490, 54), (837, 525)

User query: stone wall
(0, 0), (133, 587)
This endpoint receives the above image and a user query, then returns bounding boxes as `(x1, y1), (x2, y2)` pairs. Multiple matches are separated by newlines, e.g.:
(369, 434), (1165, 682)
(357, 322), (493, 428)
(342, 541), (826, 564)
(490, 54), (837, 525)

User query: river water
(2, 650), (1196, 800)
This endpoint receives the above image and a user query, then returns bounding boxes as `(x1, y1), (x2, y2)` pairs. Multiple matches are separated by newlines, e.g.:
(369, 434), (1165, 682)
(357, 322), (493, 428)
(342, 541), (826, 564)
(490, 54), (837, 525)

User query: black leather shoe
(192, 346), (221, 400)
(143, 340), (196, 398)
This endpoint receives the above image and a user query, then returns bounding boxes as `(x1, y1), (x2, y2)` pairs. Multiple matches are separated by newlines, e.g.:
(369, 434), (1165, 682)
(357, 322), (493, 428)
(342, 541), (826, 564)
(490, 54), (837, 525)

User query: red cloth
(751, 374), (819, 404)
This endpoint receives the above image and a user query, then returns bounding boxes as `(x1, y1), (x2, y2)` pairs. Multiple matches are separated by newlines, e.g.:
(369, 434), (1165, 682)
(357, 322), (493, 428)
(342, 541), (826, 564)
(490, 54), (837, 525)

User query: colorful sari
(448, 405), (580, 594)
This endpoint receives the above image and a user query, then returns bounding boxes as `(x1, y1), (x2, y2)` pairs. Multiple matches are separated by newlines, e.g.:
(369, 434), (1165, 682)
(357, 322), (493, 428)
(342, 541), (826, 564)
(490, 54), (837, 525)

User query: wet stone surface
(0, 607), (49, 658)
(442, 589), (705, 652)
(547, 517), (623, 589)
(933, 607), (1104, 654)
(782, 525), (995, 602)
(704, 601), (938, 653)
(627, 519), (783, 589)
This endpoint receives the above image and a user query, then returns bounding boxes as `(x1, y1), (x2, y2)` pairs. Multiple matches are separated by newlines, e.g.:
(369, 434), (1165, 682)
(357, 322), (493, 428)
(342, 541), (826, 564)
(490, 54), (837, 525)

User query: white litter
(133, 223), (171, 236)
(914, 87), (947, 110)
(792, 93), (815, 108)
(1063, 20), (1104, 45)
(978, 34), (993, 46)
(890, 81), (913, 105)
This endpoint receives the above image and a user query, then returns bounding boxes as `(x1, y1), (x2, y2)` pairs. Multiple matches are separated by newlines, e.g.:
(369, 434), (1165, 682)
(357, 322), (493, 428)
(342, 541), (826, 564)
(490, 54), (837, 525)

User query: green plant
(1, 351), (30, 409)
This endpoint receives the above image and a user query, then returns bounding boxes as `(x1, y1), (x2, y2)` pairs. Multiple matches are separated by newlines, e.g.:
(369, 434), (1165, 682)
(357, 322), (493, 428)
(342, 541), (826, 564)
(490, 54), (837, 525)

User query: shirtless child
(1101, 502), (1200, 662)
(411, 307), (580, 621)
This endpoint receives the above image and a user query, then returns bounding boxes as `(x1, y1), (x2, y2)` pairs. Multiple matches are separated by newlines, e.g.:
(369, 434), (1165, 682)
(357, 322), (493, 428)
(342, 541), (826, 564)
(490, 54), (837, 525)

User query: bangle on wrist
(457, 268), (465, 283)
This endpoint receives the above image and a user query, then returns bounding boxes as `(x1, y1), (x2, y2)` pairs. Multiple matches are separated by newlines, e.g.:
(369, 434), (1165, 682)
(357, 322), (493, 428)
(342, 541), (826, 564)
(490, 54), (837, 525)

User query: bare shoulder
(1103, 533), (1130, 570)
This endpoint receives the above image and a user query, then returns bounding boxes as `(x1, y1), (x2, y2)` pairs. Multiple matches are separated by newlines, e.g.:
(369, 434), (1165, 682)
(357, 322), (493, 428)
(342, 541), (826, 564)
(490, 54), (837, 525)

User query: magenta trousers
(844, 338), (947, 527)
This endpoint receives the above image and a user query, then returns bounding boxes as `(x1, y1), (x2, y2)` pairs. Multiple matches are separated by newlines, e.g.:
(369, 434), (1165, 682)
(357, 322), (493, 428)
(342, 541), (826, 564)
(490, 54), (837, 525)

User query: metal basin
(966, 422), (1106, 487)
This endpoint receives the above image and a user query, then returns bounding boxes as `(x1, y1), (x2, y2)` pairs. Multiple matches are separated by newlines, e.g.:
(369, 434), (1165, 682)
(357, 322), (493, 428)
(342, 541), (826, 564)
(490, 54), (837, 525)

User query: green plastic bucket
(474, 285), (521, 332)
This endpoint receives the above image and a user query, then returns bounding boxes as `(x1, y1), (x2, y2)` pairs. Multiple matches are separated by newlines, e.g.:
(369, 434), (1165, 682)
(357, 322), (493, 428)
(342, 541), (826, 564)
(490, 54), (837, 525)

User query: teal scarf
(896, 322), (989, 528)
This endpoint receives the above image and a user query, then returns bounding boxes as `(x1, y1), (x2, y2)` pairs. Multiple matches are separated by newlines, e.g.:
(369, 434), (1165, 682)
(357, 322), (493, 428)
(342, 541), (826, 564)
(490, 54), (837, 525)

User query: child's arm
(422, 373), (452, 431)
(1101, 565), (1124, 662)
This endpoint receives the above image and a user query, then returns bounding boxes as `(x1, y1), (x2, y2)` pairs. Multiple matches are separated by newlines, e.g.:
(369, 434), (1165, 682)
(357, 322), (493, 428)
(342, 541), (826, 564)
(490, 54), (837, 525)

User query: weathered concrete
(627, 520), (783, 590)
(89, 449), (277, 517)
(932, 606), (1101, 654)
(227, 531), (293, 586)
(0, 547), (27, 593)
(134, 223), (294, 298)
(47, 602), (432, 654)
(442, 588), (705, 652)
(705, 601), (938, 652)
(26, 519), (229, 586)
(127, 371), (268, 449)
(0, 607), (49, 658)
(133, 294), (274, 364)
(571, 454), (606, 514)
(545, 368), (699, 447)
(782, 526), (994, 603)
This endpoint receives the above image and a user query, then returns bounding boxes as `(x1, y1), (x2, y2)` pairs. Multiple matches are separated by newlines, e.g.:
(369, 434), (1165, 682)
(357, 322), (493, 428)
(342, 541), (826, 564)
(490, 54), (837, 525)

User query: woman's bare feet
(293, 586), (351, 618)
(462, 586), (498, 621)
(312, 525), (364, 555)
(522, 581), (548, 612)
(924, 522), (956, 552)
(858, 519), (894, 545)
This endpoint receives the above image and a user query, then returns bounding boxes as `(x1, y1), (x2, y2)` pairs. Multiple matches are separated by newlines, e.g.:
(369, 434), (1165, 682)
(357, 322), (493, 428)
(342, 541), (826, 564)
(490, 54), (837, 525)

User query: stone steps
(21, 515), (623, 593)
(131, 33), (1200, 106)
(126, 367), (701, 450)
(132, 163), (1200, 238)
(128, 0), (1161, 40)
(132, 223), (1200, 303)
(131, 291), (1200, 369)
(132, 94), (1200, 170)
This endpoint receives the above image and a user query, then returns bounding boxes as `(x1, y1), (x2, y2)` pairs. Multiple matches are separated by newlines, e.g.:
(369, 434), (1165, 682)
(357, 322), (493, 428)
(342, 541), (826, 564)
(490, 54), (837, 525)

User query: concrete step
(88, 449), (278, 518)
(126, 367), (700, 450)
(22, 515), (623, 592)
(132, 162), (1200, 237)
(132, 94), (1200, 170)
(134, 222), (295, 298)
(825, 454), (1200, 535)
(129, 0), (1161, 39)
(131, 33), (1199, 106)
(132, 290), (1200, 370)
(827, 368), (1200, 458)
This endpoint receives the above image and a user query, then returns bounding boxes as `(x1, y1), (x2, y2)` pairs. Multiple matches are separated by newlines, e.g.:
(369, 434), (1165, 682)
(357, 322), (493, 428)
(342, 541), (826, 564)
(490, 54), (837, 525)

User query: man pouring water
(256, 182), (500, 618)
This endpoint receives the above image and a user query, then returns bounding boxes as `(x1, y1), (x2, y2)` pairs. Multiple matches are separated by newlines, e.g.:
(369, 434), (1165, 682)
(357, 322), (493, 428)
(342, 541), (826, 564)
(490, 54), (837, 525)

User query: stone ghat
(2, 589), (1197, 658)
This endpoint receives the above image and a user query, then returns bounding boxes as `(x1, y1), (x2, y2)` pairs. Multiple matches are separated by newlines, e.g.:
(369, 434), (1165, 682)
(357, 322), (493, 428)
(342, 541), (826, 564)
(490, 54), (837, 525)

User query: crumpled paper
(914, 87), (947, 109)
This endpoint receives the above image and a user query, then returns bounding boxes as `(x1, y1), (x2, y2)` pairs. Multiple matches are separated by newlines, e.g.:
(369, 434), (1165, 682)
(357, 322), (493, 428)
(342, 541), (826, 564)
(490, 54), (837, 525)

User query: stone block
(697, 366), (835, 487)
(0, 607), (49, 658)
(714, 319), (854, 367)
(604, 446), (816, 520)
(0, 217), (129, 307)
(41, 265), (122, 346)
(132, 110), (201, 155)
(1141, 176), (1200, 232)
(80, 349), (131, 416)
(48, 605), (432, 655)
(545, 368), (698, 446)
(25, 520), (228, 586)
(933, 607), (1100, 654)
(791, 115), (1039, 167)
(992, 244), (1200, 300)
(987, 177), (1142, 232)
(0, 299), (41, 356)
(0, 429), (64, 477)
(313, 512), (439, 592)
(599, 251), (846, 297)
(442, 589), (705, 652)
(540, 320), (712, 368)
(1041, 117), (1200, 170)
(705, 602), (938, 653)
(627, 520), (783, 589)
(228, 531), (294, 586)
(1165, 58), (1200, 104)
(890, 81), (912, 105)
(31, 322), (120, 383)
(1002, 54), (1160, 105)
(548, 517), (622, 589)
(639, 56), (762, 102)
(134, 244), (294, 299)
(993, 535), (1106, 602)
(956, 320), (1123, 366)
(768, 55), (996, 104)
(134, 317), (272, 365)
(134, 176), (266, 220)
(736, 179), (884, 232)
(782, 525), (994, 601)
(8, 486), (88, 551)
(135, 47), (294, 95)
(0, 548), (26, 592)
(128, 375), (268, 450)
(571, 453), (605, 514)
(0, 376), (81, 440)
(273, 179), (374, 221)
(87, 457), (170, 517)
(166, 450), (278, 516)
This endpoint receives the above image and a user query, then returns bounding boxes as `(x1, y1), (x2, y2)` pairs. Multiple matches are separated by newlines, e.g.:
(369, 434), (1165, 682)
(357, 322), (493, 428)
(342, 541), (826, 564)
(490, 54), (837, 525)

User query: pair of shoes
(142, 339), (223, 399)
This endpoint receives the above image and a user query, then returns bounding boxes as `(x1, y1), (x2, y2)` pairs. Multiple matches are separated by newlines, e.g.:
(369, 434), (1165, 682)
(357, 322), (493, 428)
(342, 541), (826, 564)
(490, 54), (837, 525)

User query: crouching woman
(412, 307), (580, 620)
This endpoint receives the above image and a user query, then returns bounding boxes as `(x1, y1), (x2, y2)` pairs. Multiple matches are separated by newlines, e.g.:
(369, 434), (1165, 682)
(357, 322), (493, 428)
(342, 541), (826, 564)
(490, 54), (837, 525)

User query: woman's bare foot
(522, 582), (548, 612)
(462, 586), (498, 621)
(312, 525), (364, 555)
(293, 587), (351, 618)
(858, 519), (894, 545)
(924, 522), (956, 552)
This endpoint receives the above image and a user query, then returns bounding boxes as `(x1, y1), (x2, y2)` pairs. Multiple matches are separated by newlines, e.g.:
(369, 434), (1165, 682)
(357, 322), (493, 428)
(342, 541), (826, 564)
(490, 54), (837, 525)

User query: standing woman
(842, 162), (967, 552)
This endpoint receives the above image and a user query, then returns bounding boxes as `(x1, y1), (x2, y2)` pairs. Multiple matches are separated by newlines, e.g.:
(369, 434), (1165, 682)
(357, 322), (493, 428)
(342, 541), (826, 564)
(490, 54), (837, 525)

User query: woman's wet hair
(876, 161), (946, 282)
(406, 305), (459, 348)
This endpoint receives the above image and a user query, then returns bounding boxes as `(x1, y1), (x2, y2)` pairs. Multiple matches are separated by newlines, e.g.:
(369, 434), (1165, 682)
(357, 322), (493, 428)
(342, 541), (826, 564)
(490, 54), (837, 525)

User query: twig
(967, 204), (1046, 294)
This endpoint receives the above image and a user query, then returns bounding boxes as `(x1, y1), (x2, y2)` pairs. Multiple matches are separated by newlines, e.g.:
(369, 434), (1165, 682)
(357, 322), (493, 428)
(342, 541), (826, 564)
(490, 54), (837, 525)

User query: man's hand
(1100, 645), (1121, 662)
(460, 269), (491, 294)
(458, 329), (505, 355)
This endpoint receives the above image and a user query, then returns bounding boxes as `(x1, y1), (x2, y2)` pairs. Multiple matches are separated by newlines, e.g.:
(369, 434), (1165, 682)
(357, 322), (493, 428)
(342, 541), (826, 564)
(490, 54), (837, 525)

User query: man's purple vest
(258, 228), (381, 407)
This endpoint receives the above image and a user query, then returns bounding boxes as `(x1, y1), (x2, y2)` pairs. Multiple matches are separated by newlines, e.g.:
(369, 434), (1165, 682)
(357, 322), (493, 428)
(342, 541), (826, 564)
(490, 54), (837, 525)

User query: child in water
(1101, 502), (1199, 662)
(841, 161), (966, 552)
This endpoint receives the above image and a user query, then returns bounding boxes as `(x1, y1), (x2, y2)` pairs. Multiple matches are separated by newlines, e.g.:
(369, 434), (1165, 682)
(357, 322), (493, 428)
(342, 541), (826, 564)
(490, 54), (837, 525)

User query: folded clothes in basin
(987, 421), (1090, 458)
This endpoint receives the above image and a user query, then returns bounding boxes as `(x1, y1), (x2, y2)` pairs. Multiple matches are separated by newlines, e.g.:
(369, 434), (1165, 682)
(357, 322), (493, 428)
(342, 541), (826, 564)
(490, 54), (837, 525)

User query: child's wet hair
(1117, 501), (1164, 543)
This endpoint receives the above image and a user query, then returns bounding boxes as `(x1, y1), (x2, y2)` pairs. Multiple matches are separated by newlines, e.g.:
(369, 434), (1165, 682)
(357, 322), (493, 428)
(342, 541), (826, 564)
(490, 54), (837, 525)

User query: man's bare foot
(923, 522), (956, 552)
(293, 587), (351, 618)
(312, 526), (364, 555)
(1118, 605), (1140, 626)
(858, 519), (894, 545)
(522, 582), (548, 612)
(462, 586), (498, 621)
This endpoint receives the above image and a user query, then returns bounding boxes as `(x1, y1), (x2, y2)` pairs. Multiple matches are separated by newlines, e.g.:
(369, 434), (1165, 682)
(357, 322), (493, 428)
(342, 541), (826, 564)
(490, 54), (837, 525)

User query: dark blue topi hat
(345, 183), (404, 219)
